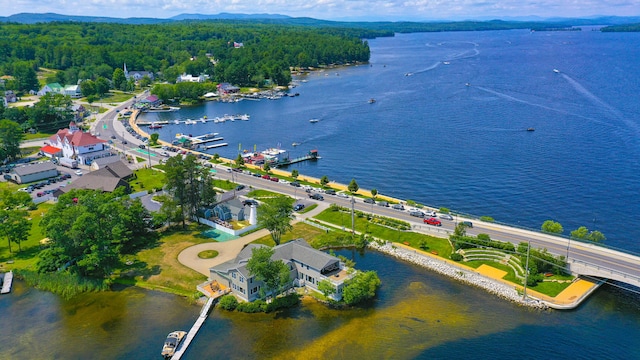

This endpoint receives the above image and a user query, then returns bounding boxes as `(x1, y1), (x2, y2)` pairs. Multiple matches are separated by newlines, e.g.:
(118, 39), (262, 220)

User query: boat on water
(161, 330), (187, 359)
(292, 142), (300, 147)
(309, 119), (320, 123)
(368, 98), (376, 104)
(527, 128), (535, 132)
(148, 123), (163, 129)
(405, 72), (413, 76)
(553, 69), (560, 73)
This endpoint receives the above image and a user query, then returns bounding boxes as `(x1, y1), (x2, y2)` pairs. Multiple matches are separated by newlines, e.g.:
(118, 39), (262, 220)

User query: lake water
(142, 28), (640, 254)
(3, 29), (639, 359)
(3, 249), (640, 359)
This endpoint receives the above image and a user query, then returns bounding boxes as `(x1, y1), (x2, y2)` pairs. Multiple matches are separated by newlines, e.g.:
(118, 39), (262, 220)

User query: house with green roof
(37, 82), (65, 96)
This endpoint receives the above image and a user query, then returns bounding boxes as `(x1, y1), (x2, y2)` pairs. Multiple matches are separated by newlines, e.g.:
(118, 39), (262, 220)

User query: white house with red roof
(42, 121), (110, 166)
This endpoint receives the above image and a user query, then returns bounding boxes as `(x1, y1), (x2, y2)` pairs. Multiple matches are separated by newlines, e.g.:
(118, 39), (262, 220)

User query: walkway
(177, 202), (330, 276)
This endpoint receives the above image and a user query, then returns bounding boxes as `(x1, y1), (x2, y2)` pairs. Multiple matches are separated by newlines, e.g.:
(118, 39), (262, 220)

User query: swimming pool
(201, 229), (238, 242)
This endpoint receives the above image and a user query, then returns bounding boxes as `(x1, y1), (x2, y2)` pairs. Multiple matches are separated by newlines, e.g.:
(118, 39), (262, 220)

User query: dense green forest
(0, 21), (377, 91)
(601, 23), (640, 32)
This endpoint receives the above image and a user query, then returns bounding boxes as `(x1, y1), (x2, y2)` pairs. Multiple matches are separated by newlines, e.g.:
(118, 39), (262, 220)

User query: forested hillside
(0, 22), (379, 90)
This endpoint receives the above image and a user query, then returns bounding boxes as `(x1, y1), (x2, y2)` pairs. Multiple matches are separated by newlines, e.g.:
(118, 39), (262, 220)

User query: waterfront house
(217, 83), (240, 95)
(176, 73), (209, 83)
(209, 239), (353, 302)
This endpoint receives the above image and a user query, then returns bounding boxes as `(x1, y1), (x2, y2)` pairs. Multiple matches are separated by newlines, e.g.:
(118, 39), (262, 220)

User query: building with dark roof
(209, 239), (353, 302)
(57, 160), (132, 194)
(9, 161), (58, 184)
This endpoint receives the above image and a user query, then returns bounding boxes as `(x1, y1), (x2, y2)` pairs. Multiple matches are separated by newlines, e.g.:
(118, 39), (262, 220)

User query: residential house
(4, 90), (17, 103)
(90, 155), (123, 171)
(44, 121), (110, 165)
(209, 239), (353, 302)
(64, 85), (82, 98)
(176, 73), (209, 83)
(124, 63), (154, 82)
(37, 83), (64, 96)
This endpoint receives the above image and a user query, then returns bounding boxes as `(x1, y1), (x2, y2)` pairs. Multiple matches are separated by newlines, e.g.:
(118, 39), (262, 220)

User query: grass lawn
(213, 179), (237, 190)
(247, 189), (282, 198)
(102, 91), (136, 103)
(298, 204), (318, 214)
(25, 132), (54, 140)
(198, 250), (219, 259)
(1, 202), (54, 271)
(252, 222), (359, 250)
(21, 146), (41, 156)
(0, 181), (20, 192)
(314, 208), (453, 257)
(114, 225), (211, 298)
(135, 156), (146, 163)
(529, 280), (572, 297)
(130, 168), (165, 192)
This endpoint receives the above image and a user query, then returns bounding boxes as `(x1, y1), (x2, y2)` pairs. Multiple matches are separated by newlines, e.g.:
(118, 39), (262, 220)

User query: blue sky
(2, 0), (639, 20)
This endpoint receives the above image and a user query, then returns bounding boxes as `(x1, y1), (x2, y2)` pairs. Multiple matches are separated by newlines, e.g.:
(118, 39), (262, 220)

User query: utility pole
(522, 240), (531, 301)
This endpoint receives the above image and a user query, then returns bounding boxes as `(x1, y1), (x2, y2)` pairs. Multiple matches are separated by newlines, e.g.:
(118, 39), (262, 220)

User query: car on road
(122, 140), (128, 144)
(424, 217), (442, 226)
(409, 210), (425, 218)
(336, 192), (349, 198)
(110, 135), (117, 139)
(461, 221), (473, 228)
(74, 170), (83, 176)
(161, 152), (170, 157)
(290, 181), (301, 187)
(293, 203), (305, 212)
(309, 193), (324, 201)
(270, 177), (279, 182)
(424, 210), (437, 217)
(439, 214), (454, 220)
(261, 174), (271, 180)
(138, 144), (146, 149)
(392, 204), (405, 210)
(252, 172), (262, 177)
(324, 189), (336, 195)
(377, 201), (389, 207)
(235, 185), (246, 191)
(364, 198), (375, 204)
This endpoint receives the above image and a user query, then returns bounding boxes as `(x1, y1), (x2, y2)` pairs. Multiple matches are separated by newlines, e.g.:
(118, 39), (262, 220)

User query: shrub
(450, 253), (463, 261)
(439, 207), (450, 214)
(218, 295), (238, 311)
(342, 271), (381, 305)
(264, 293), (301, 312)
(236, 299), (267, 313)
(479, 216), (495, 222)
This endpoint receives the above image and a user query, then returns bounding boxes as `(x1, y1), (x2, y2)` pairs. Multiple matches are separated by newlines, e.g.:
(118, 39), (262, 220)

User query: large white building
(42, 122), (110, 166)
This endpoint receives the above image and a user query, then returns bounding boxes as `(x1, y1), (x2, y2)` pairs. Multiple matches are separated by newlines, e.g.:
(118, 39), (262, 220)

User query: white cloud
(2, 0), (640, 19)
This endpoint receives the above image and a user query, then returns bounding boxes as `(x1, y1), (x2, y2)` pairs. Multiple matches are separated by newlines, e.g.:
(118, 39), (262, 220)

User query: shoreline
(367, 241), (550, 309)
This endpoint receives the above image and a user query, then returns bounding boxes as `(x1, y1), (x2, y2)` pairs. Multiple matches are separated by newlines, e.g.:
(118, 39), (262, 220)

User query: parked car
(424, 217), (442, 226)
(461, 221), (473, 228)
(424, 210), (437, 217)
(36, 192), (45, 197)
(252, 173), (262, 177)
(235, 185), (246, 191)
(308, 193), (324, 201)
(439, 213), (454, 220)
(270, 177), (279, 182)
(261, 174), (271, 180)
(290, 181), (301, 187)
(410, 210), (425, 218)
(377, 201), (389, 207)
(293, 203), (305, 211)
(110, 135), (117, 139)
(336, 192), (349, 198)
(324, 189), (336, 195)
(75, 170), (83, 176)
(392, 204), (405, 210)
(138, 144), (146, 149)
(364, 198), (376, 204)
(242, 199), (259, 206)
(122, 140), (128, 145)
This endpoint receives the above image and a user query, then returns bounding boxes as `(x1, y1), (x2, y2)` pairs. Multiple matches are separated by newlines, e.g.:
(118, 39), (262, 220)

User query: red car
(424, 217), (442, 226)
(270, 177), (279, 182)
(262, 174), (271, 180)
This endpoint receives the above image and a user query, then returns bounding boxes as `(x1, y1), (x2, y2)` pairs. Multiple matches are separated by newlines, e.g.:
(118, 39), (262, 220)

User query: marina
(138, 114), (249, 127)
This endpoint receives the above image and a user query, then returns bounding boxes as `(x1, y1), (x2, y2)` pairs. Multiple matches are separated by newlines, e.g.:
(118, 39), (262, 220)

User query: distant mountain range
(1, 12), (639, 26)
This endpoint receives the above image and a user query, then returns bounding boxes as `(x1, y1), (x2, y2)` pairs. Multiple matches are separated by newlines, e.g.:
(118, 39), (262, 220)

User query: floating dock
(1, 271), (13, 294)
(205, 142), (228, 149)
(138, 114), (249, 126)
(170, 297), (215, 360)
(274, 150), (319, 167)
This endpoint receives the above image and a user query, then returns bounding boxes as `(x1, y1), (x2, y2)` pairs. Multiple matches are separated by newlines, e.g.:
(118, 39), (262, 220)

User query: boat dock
(1, 271), (13, 294)
(170, 297), (215, 360)
(175, 133), (220, 144)
(274, 150), (319, 167)
(205, 142), (228, 149)
(138, 114), (249, 127)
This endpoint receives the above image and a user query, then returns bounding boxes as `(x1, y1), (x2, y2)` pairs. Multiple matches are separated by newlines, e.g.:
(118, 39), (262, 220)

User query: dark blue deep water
(143, 29), (640, 254)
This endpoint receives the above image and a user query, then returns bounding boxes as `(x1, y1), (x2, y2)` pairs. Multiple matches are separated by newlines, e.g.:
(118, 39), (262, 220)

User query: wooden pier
(170, 297), (215, 360)
(205, 142), (228, 149)
(274, 150), (319, 167)
(1, 271), (13, 294)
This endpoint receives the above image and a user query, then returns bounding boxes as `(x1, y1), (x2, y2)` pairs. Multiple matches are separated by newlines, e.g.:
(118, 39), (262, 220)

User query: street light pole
(351, 195), (355, 234)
